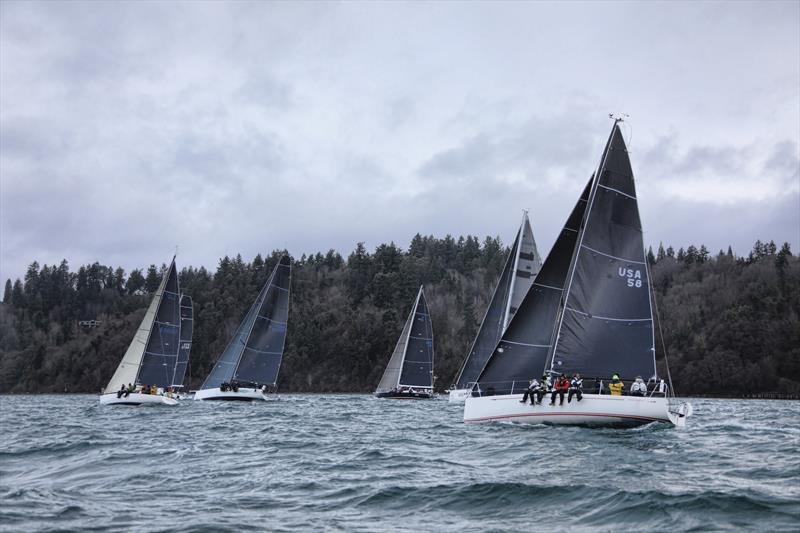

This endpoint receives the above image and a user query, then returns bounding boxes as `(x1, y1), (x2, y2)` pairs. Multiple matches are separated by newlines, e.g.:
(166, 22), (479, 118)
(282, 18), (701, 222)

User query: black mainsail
(376, 286), (435, 394)
(548, 123), (656, 380)
(171, 294), (193, 388)
(453, 213), (540, 390)
(200, 255), (292, 390)
(474, 177), (593, 395)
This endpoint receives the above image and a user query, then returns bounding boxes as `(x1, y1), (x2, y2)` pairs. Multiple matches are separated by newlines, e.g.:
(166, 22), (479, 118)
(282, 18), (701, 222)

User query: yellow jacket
(609, 381), (624, 396)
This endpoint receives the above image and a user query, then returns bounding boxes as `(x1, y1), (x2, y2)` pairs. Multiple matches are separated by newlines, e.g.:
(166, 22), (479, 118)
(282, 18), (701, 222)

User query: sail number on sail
(618, 267), (643, 288)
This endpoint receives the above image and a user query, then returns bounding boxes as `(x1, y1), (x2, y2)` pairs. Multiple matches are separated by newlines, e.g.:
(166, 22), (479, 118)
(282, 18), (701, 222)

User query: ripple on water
(0, 395), (799, 532)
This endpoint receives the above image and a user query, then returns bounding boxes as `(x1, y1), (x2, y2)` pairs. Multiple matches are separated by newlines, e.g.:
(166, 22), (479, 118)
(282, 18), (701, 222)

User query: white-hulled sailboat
(195, 255), (291, 401)
(99, 257), (192, 406)
(375, 286), (435, 399)
(464, 120), (692, 427)
(449, 212), (541, 403)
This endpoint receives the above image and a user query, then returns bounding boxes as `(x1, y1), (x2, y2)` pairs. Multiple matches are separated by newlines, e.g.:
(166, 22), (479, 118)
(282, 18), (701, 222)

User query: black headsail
(453, 232), (518, 389)
(200, 255), (292, 390)
(136, 259), (182, 388)
(548, 122), (656, 380)
(474, 177), (593, 395)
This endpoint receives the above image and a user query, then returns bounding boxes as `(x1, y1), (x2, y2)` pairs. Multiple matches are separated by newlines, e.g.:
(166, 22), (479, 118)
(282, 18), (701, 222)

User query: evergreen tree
(3, 279), (12, 304)
(144, 265), (160, 293)
(657, 243), (666, 262)
(127, 269), (145, 294)
(647, 246), (656, 265)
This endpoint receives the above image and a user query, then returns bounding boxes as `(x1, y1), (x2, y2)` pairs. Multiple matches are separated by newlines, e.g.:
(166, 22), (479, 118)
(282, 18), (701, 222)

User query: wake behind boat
(464, 120), (692, 427)
(449, 212), (541, 403)
(375, 286), (435, 399)
(195, 255), (291, 402)
(99, 257), (193, 406)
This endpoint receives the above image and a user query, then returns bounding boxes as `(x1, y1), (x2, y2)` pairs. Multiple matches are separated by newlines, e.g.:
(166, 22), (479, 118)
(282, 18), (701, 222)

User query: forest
(1, 235), (798, 397)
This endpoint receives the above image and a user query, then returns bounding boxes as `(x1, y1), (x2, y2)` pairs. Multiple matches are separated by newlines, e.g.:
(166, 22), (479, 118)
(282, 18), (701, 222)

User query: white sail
(375, 293), (416, 393)
(103, 266), (169, 394)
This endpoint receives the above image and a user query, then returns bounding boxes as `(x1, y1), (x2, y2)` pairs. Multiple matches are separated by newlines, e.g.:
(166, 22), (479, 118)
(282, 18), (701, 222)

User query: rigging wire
(649, 266), (676, 398)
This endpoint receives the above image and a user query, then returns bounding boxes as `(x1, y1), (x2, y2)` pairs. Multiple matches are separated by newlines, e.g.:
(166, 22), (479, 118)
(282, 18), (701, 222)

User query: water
(1, 396), (798, 532)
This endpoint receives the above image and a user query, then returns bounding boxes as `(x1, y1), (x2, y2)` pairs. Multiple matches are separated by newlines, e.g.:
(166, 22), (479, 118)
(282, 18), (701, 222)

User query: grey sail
(548, 123), (656, 380)
(136, 259), (182, 388)
(171, 294), (193, 388)
(504, 213), (541, 330)
(375, 301), (415, 393)
(200, 256), (292, 390)
(475, 177), (593, 395)
(398, 287), (434, 388)
(454, 212), (543, 390)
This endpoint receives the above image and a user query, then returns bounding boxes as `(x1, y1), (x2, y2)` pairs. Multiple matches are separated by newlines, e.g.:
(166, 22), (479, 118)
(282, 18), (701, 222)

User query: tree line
(0, 235), (797, 397)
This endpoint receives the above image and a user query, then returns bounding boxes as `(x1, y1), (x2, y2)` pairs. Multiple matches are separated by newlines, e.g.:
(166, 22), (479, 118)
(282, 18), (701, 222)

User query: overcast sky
(1, 1), (798, 282)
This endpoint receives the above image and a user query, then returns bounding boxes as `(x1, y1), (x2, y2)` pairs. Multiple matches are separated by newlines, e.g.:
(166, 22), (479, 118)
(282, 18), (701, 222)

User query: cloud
(1, 1), (798, 282)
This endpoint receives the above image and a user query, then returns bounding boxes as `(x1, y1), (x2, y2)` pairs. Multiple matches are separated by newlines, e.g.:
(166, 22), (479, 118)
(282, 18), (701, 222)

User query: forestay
(475, 177), (592, 395)
(200, 255), (292, 390)
(548, 124), (656, 380)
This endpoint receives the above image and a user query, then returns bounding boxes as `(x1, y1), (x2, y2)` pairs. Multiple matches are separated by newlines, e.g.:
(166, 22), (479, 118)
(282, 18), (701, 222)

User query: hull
(464, 393), (687, 427)
(448, 388), (471, 403)
(194, 387), (269, 402)
(99, 393), (179, 406)
(375, 390), (433, 400)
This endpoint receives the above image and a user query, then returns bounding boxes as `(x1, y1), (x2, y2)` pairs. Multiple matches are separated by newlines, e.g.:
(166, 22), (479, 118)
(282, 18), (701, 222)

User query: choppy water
(1, 395), (798, 532)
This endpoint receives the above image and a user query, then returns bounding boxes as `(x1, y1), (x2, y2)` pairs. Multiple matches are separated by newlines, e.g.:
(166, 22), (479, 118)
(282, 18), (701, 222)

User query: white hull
(194, 387), (269, 402)
(99, 393), (179, 406)
(448, 389), (471, 403)
(464, 393), (691, 427)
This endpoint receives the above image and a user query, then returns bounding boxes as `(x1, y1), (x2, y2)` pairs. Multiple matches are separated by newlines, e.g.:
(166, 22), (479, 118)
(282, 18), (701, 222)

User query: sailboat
(464, 120), (693, 427)
(195, 255), (291, 401)
(375, 286), (435, 399)
(448, 212), (541, 403)
(99, 257), (192, 406)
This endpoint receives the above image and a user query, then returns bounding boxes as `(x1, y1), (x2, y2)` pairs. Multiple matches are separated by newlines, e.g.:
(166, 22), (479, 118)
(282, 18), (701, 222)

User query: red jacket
(555, 377), (569, 391)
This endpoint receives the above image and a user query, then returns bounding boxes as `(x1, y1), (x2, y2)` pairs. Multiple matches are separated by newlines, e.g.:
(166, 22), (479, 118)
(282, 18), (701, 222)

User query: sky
(1, 1), (798, 282)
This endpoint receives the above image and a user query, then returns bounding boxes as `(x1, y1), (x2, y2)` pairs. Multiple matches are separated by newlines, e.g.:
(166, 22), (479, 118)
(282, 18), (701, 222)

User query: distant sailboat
(99, 257), (192, 406)
(449, 212), (541, 403)
(375, 286), (435, 399)
(195, 255), (291, 401)
(464, 121), (692, 427)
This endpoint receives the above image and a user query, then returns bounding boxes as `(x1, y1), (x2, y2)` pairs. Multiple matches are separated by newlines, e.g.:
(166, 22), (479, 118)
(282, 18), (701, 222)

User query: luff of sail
(200, 255), (292, 390)
(398, 287), (434, 388)
(548, 123), (656, 380)
(103, 258), (180, 393)
(475, 177), (593, 395)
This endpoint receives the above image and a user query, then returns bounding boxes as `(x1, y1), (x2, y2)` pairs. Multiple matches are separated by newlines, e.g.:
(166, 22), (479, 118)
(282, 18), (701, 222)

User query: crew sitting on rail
(520, 377), (542, 405)
(117, 384), (126, 398)
(550, 374), (570, 405)
(150, 384), (157, 395)
(630, 376), (647, 396)
(608, 374), (624, 396)
(141, 384), (149, 394)
(568, 374), (583, 403)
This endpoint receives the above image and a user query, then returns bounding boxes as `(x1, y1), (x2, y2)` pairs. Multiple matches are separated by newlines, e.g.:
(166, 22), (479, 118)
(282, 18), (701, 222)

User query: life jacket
(609, 381), (624, 395)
